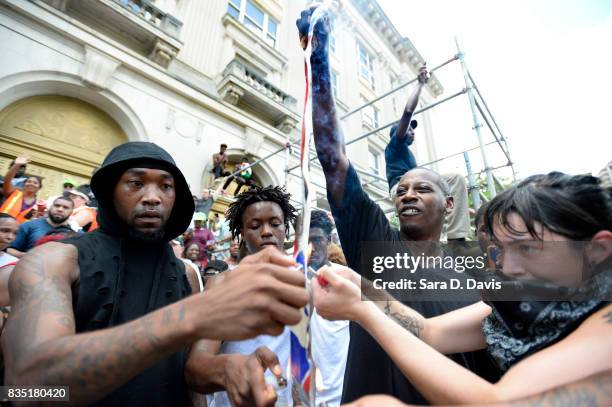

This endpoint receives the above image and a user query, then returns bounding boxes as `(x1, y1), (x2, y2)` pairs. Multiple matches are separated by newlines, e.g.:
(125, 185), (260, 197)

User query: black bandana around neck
(480, 260), (611, 373)
(482, 300), (607, 373)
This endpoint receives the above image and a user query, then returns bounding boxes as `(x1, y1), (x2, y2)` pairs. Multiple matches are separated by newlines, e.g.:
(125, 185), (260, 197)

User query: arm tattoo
(509, 373), (612, 407)
(3, 245), (190, 404)
(603, 311), (612, 324)
(383, 299), (424, 338)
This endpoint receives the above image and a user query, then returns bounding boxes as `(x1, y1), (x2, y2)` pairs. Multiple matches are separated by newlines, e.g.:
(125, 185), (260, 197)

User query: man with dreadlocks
(186, 185), (298, 407)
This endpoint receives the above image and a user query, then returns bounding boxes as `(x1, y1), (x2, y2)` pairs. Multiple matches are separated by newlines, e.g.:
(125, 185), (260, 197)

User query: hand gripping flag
(290, 2), (334, 406)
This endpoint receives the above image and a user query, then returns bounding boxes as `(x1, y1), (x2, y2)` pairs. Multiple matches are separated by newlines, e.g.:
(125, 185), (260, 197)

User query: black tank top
(65, 230), (192, 407)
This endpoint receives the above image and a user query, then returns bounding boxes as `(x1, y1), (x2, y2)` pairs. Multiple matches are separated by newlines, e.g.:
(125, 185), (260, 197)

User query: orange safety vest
(0, 190), (35, 224)
(83, 207), (98, 231)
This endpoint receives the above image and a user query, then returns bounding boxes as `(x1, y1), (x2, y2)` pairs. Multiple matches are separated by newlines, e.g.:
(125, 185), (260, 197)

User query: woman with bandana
(313, 172), (611, 405)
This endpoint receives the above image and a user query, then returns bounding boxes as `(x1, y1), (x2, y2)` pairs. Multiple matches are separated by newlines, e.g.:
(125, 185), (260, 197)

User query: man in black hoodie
(2, 142), (308, 406)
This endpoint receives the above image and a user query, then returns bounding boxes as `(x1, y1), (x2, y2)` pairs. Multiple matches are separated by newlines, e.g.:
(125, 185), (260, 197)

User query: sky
(376, 0), (612, 180)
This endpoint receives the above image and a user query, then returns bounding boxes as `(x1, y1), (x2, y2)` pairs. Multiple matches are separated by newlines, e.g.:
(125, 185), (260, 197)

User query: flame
(307, 242), (313, 263)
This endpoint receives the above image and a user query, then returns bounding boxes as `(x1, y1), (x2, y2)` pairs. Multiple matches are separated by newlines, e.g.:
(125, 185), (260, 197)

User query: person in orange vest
(0, 156), (42, 224)
(68, 188), (98, 232)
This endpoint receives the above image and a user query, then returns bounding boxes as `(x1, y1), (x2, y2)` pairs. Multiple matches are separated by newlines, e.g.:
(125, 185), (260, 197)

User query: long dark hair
(484, 172), (612, 240)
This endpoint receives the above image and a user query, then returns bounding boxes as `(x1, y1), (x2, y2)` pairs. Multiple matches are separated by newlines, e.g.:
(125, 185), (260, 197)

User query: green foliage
(467, 173), (513, 207)
(389, 213), (400, 229)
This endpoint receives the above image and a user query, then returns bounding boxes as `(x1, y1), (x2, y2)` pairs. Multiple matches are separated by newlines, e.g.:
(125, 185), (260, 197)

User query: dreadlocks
(227, 185), (298, 240)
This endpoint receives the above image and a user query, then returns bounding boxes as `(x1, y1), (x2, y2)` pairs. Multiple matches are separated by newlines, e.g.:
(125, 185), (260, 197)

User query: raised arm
(394, 66), (429, 143)
(3, 244), (308, 405)
(3, 155), (28, 198)
(297, 7), (349, 207)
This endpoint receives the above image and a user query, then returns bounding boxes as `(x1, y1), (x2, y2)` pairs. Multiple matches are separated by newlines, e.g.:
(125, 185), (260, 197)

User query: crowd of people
(0, 153), (246, 278)
(0, 5), (609, 407)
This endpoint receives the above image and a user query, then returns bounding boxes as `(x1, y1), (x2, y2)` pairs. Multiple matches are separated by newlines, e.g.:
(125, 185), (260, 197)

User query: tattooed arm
(377, 298), (489, 354)
(2, 242), (200, 404)
(315, 265), (488, 353)
(296, 7), (349, 207)
(507, 370), (612, 407)
(342, 370), (612, 407)
(353, 300), (612, 404)
(315, 266), (612, 403)
(3, 243), (308, 405)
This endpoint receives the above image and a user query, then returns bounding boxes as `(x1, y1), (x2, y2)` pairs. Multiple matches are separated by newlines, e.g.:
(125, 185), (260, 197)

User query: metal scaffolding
(215, 43), (515, 213)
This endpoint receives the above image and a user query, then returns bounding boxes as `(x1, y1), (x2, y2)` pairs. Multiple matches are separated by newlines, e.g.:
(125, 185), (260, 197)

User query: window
(266, 19), (277, 47)
(245, 0), (264, 31)
(361, 96), (379, 129)
(390, 75), (399, 115)
(331, 71), (339, 99)
(228, 0), (240, 18)
(368, 147), (381, 175)
(227, 0), (279, 47)
(358, 42), (376, 90)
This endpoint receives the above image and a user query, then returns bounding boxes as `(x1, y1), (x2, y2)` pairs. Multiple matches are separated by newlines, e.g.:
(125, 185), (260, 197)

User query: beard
(126, 227), (165, 242)
(48, 213), (69, 224)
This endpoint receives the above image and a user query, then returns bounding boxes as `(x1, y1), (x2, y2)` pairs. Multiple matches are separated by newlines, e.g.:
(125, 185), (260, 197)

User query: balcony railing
(218, 59), (299, 134)
(242, 65), (294, 109)
(113, 0), (182, 40)
(43, 0), (183, 68)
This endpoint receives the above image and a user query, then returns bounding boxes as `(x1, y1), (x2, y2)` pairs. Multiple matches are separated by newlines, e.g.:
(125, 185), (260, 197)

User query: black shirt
(66, 231), (192, 407)
(330, 163), (498, 404)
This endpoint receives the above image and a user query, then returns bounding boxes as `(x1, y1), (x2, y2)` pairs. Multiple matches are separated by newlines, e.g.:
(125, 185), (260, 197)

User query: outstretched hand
(312, 264), (365, 322)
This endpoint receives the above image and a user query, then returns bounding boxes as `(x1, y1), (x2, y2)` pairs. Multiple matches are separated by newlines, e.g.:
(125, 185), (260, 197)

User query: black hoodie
(64, 142), (195, 407)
